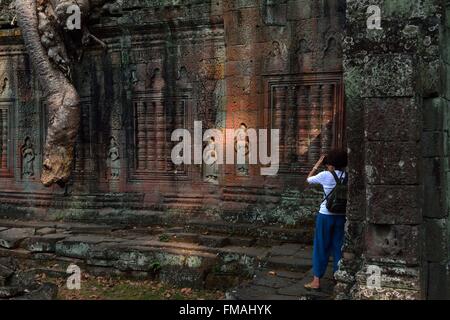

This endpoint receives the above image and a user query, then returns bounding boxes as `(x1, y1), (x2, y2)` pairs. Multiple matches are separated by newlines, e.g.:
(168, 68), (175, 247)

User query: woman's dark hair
(324, 149), (348, 170)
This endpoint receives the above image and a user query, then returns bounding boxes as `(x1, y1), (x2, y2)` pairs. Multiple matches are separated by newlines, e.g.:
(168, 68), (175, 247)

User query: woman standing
(304, 149), (348, 291)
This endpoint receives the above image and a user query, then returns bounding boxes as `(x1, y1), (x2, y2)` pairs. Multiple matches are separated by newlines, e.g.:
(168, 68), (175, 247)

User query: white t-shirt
(307, 170), (347, 215)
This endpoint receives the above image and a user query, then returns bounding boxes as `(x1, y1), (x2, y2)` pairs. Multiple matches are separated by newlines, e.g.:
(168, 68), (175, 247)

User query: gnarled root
(16, 0), (116, 187)
(16, 0), (80, 187)
(41, 85), (80, 187)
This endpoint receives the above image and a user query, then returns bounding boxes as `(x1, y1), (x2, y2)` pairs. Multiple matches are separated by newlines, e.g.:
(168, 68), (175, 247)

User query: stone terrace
(0, 219), (333, 300)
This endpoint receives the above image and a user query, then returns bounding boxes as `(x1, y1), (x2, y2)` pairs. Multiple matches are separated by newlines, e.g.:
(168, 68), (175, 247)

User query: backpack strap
(330, 171), (346, 185)
(322, 171), (347, 203)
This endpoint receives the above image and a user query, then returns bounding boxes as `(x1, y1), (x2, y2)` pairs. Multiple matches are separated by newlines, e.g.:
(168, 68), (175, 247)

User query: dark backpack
(325, 171), (348, 214)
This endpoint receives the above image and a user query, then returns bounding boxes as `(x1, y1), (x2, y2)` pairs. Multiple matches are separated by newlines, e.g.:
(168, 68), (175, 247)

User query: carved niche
(107, 136), (120, 180)
(130, 61), (192, 180)
(0, 77), (12, 97)
(265, 73), (344, 175)
(296, 38), (313, 73)
(265, 41), (288, 74)
(322, 29), (343, 71)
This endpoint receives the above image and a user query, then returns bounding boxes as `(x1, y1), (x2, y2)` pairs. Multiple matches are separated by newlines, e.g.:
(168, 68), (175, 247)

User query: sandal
(304, 282), (321, 291)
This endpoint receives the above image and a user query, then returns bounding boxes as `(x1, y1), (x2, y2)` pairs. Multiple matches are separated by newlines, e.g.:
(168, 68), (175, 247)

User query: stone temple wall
(0, 0), (346, 228)
(0, 0), (448, 300)
(336, 0), (449, 300)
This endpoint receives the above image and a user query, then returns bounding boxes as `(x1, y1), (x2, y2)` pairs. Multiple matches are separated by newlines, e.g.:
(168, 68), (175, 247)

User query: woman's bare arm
(305, 155), (326, 186)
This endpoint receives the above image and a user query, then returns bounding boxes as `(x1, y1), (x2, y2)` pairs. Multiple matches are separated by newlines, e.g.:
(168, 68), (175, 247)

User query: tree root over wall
(15, 0), (111, 187)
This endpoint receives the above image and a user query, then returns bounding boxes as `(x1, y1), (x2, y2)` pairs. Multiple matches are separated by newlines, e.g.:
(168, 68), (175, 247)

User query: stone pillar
(222, 0), (266, 187)
(426, 0), (450, 300)
(148, 102), (156, 171)
(321, 84), (333, 154)
(156, 100), (165, 172)
(135, 101), (147, 171)
(223, 0), (262, 130)
(336, 1), (449, 300)
(297, 85), (311, 167)
(308, 85), (321, 165)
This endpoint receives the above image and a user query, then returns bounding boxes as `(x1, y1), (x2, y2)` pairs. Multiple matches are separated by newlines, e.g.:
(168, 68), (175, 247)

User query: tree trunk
(16, 0), (80, 187)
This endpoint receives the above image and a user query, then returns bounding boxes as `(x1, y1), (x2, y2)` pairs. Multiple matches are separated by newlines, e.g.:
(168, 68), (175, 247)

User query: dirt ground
(37, 273), (226, 300)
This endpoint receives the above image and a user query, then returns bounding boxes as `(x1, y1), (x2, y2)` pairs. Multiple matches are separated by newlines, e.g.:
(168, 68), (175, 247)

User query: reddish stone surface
(0, 0), (345, 224)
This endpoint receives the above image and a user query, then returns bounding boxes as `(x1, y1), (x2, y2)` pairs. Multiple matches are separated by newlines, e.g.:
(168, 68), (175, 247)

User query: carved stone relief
(21, 137), (35, 179)
(265, 41), (288, 74)
(107, 136), (120, 179)
(235, 123), (250, 177)
(203, 136), (219, 184)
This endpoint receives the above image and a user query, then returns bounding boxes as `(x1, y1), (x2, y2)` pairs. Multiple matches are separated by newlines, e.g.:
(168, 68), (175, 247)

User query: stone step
(264, 243), (312, 272)
(265, 256), (312, 273)
(226, 269), (305, 300)
(228, 237), (256, 247)
(0, 211), (315, 246)
(163, 193), (205, 199)
(162, 194), (207, 212)
(222, 187), (279, 196)
(0, 192), (145, 202)
(0, 220), (52, 230)
(0, 198), (146, 212)
(0, 247), (32, 260)
(164, 232), (200, 243)
(0, 220), (317, 294)
(162, 232), (231, 248)
(224, 242), (332, 300)
(227, 267), (334, 301)
(0, 224), (272, 289)
(0, 211), (165, 229)
(0, 219), (115, 234)
(198, 235), (230, 248)
(0, 247), (217, 289)
(162, 203), (202, 212)
(222, 194), (260, 203)
(23, 234), (68, 253)
(88, 211), (165, 226)
(163, 197), (205, 204)
(124, 226), (232, 243)
(0, 228), (36, 249)
(186, 219), (313, 245)
(277, 269), (336, 300)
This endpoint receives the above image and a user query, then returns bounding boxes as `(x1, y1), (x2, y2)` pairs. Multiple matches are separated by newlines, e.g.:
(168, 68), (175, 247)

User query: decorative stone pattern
(0, 0), (344, 227)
